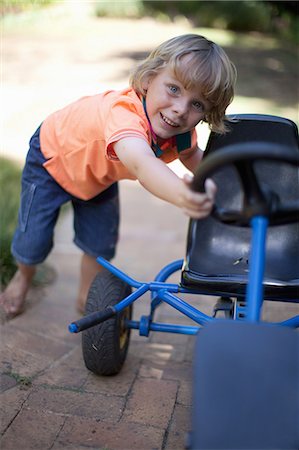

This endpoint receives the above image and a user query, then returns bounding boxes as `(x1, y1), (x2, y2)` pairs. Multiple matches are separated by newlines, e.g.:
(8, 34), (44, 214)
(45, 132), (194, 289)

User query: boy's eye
(168, 85), (179, 94)
(193, 101), (204, 111)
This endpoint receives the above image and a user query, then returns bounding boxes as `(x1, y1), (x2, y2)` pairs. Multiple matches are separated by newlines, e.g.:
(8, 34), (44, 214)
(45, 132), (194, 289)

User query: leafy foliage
(1, 0), (54, 15)
(0, 158), (21, 286)
(143, 1), (298, 44)
(94, 0), (144, 18)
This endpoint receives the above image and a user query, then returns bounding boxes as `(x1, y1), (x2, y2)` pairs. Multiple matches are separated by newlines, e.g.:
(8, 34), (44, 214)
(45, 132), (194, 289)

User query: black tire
(82, 271), (132, 375)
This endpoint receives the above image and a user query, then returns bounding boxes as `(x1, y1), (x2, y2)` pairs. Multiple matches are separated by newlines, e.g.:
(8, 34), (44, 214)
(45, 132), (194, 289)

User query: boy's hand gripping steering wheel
(192, 142), (299, 226)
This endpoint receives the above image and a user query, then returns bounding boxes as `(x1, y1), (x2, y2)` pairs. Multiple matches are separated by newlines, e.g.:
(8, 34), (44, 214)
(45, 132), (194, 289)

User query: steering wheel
(192, 142), (299, 226)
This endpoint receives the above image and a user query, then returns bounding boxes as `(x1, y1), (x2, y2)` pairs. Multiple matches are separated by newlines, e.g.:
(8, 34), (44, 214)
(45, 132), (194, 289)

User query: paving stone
(138, 344), (193, 384)
(35, 345), (88, 389)
(1, 324), (74, 360)
(11, 301), (81, 345)
(55, 415), (164, 450)
(0, 386), (30, 434)
(130, 340), (186, 363)
(156, 306), (198, 323)
(0, 374), (17, 393)
(262, 301), (299, 322)
(52, 445), (99, 450)
(25, 386), (124, 421)
(177, 380), (192, 407)
(161, 360), (193, 383)
(0, 408), (65, 449)
(151, 330), (191, 346)
(139, 362), (165, 380)
(164, 404), (191, 450)
(83, 353), (140, 396)
(122, 378), (178, 428)
(0, 344), (55, 378)
(184, 335), (197, 362)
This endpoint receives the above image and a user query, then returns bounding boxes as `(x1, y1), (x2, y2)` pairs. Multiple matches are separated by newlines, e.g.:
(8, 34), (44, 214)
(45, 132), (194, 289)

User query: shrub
(94, 0), (144, 18)
(143, 1), (271, 32)
(142, 1), (298, 43)
(0, 158), (21, 287)
(1, 0), (54, 15)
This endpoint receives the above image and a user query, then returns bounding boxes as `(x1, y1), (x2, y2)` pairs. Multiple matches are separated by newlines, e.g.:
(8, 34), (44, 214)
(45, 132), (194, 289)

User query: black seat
(181, 115), (299, 301)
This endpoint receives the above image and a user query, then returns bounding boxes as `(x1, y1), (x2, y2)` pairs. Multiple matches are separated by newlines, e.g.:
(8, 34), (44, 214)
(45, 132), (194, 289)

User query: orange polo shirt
(40, 87), (197, 200)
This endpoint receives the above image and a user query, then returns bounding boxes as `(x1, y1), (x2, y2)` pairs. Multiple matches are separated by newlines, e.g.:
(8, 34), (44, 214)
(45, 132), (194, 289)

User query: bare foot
(76, 253), (104, 315)
(0, 268), (35, 317)
(76, 298), (85, 315)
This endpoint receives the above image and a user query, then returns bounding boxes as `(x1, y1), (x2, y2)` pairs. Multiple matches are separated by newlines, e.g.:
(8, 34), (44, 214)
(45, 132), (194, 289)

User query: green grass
(6, 371), (33, 389)
(0, 158), (22, 287)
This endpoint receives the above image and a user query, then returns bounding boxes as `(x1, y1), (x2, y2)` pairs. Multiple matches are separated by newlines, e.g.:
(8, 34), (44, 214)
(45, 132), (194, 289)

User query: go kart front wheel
(82, 271), (132, 376)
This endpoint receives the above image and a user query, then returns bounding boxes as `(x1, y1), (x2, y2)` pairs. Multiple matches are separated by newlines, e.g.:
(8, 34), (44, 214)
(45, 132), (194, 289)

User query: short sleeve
(104, 97), (150, 160)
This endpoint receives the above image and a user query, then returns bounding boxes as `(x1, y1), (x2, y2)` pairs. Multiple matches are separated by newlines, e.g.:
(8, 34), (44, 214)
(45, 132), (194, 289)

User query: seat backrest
(183, 115), (299, 287)
(205, 114), (298, 155)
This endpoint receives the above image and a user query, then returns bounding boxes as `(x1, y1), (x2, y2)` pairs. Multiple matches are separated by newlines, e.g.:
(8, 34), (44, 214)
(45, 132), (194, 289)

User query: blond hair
(130, 34), (237, 134)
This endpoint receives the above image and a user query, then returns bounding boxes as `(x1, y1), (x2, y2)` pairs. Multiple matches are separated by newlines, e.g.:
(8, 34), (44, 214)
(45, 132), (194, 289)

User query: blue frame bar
(246, 216), (269, 322)
(156, 290), (213, 326)
(71, 240), (298, 336)
(97, 256), (143, 288)
(126, 320), (199, 335)
(151, 259), (184, 311)
(96, 256), (214, 334)
(154, 259), (184, 282)
(113, 284), (149, 312)
(277, 315), (299, 328)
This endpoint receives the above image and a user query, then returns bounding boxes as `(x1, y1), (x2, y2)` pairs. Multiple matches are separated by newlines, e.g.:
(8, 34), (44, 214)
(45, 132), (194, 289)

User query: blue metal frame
(69, 216), (299, 336)
(94, 256), (213, 337)
(246, 216), (268, 322)
(69, 213), (298, 336)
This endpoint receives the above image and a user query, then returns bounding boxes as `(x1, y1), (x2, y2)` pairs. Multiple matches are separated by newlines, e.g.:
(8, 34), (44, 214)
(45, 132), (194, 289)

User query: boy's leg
(72, 183), (120, 314)
(0, 263), (36, 316)
(1, 125), (71, 317)
(76, 253), (104, 314)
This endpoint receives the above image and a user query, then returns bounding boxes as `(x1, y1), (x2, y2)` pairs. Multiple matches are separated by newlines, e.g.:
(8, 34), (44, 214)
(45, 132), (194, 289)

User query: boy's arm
(113, 137), (215, 219)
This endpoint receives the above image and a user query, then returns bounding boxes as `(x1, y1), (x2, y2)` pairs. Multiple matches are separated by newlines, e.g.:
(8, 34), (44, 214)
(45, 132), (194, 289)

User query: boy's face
(143, 63), (210, 140)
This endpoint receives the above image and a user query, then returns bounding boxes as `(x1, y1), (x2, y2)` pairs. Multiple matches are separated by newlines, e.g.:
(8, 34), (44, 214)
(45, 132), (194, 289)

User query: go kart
(69, 114), (299, 449)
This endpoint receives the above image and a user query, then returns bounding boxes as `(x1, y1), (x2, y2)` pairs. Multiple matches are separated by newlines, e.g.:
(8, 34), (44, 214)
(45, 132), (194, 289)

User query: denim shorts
(11, 126), (119, 265)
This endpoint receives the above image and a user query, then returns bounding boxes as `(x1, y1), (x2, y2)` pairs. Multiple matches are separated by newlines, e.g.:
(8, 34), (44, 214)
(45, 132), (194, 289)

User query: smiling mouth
(161, 113), (179, 128)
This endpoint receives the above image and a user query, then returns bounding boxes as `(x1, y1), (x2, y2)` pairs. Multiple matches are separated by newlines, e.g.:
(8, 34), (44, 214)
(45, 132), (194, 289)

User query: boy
(0, 34), (236, 317)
